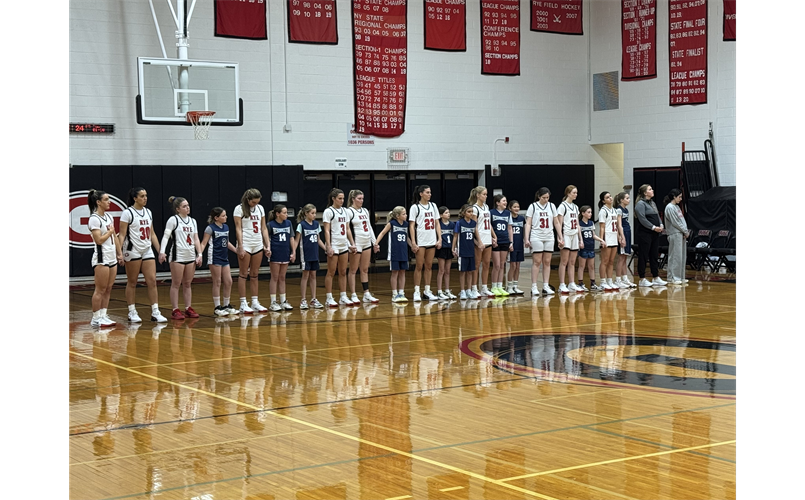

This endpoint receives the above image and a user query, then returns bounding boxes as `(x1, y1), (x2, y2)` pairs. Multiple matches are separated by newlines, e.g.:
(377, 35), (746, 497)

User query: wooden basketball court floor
(69, 265), (736, 500)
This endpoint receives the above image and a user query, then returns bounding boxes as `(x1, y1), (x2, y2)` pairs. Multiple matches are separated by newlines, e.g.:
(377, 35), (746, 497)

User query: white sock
(326, 293), (333, 300)
(472, 285), (478, 292)
(270, 294), (277, 303)
(213, 297), (221, 307)
(100, 308), (107, 317)
(414, 286), (420, 293)
(241, 297), (248, 304)
(280, 294), (286, 303)
(152, 303), (159, 313)
(392, 289), (398, 296)
(222, 297), (230, 306)
(93, 310), (101, 319)
(340, 291), (347, 298)
(128, 304), (136, 313)
(251, 296), (260, 304)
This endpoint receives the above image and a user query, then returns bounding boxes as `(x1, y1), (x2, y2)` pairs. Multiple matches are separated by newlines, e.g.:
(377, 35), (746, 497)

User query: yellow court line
(385, 496), (412, 500)
(70, 351), (559, 500)
(440, 486), (464, 492)
(501, 440), (736, 482)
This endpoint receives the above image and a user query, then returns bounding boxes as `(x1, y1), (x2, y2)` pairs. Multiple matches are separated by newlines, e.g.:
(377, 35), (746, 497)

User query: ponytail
(298, 203), (316, 223)
(598, 191), (610, 210)
(87, 189), (106, 213)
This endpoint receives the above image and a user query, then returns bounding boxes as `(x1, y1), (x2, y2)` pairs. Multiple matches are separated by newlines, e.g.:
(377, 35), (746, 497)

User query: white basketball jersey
(409, 202), (438, 246)
(323, 206), (349, 245)
(473, 203), (492, 245)
(349, 207), (376, 247)
(88, 213), (116, 254)
(598, 206), (618, 236)
(162, 215), (198, 261)
(121, 206), (154, 252)
(526, 202), (558, 240)
(233, 204), (265, 246)
(557, 202), (580, 236)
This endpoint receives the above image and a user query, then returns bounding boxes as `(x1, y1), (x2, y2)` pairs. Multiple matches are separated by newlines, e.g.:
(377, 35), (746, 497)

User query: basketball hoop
(186, 111), (216, 140)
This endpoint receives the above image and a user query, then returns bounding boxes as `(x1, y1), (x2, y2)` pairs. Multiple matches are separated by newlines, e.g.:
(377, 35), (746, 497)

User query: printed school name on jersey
(303, 229), (319, 237)
(441, 228), (454, 235)
(273, 227), (292, 235)
(213, 230), (228, 238)
(337, 217), (346, 223)
(511, 221), (524, 228)
(460, 226), (475, 234)
(491, 215), (509, 222)
(393, 226), (407, 234)
(250, 214), (260, 221)
(181, 226), (194, 233)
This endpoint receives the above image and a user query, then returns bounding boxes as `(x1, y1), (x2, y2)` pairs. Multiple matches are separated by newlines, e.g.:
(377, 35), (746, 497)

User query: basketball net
(186, 111), (216, 140)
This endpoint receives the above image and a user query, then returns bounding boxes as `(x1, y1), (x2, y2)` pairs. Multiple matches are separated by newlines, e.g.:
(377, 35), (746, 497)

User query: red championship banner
(352, 0), (408, 137)
(288, 0), (338, 44)
(723, 0), (735, 41)
(530, 0), (583, 35)
(669, 0), (707, 105)
(621, 0), (656, 80)
(424, 0), (467, 51)
(214, 0), (267, 40)
(481, 0), (521, 76)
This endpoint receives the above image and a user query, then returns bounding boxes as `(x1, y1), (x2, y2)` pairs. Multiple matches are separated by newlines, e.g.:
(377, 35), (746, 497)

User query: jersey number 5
(253, 221), (259, 234)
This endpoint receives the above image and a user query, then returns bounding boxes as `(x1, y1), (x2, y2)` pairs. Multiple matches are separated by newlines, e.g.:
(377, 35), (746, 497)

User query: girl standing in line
(234, 188), (271, 314)
(556, 185), (581, 294)
(634, 184), (667, 287)
(435, 206), (457, 300)
(347, 190), (380, 304)
(469, 186), (494, 298)
(409, 185), (441, 301)
(118, 187), (167, 323)
(199, 207), (239, 316)
(88, 189), (124, 327)
(577, 205), (604, 291)
(453, 204), (481, 300)
(506, 200), (526, 295)
(322, 188), (357, 307)
(376, 206), (413, 303)
(663, 189), (689, 285)
(266, 204), (297, 311)
(159, 196), (203, 320)
(525, 187), (559, 297)
(597, 192), (619, 291)
(295, 204), (327, 310)
(490, 194), (513, 296)
(615, 192), (637, 288)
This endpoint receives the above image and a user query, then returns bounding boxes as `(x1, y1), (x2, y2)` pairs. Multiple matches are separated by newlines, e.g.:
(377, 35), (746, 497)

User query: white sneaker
(413, 291), (422, 302)
(269, 301), (282, 312)
(214, 306), (229, 317)
(351, 293), (360, 304)
(240, 302), (254, 314)
(325, 297), (339, 308)
(363, 292), (380, 303)
(151, 310), (168, 322)
(531, 285), (540, 297)
(310, 298), (325, 309)
(339, 295), (353, 306)
(459, 290), (468, 300)
(558, 283), (570, 294)
(567, 282), (578, 293)
(513, 285), (524, 294)
(437, 290), (449, 300)
(577, 283), (589, 292)
(483, 287), (495, 298)
(128, 310), (142, 323)
(543, 285), (555, 295)
(447, 290), (458, 299)
(251, 301), (268, 313)
(602, 281), (613, 291)
(672, 280), (683, 285)
(613, 278), (623, 289)
(653, 277), (667, 286)
(224, 304), (239, 315)
(90, 317), (102, 327)
(638, 278), (654, 287)
(100, 315), (116, 327)
(300, 299), (309, 310)
(391, 293), (404, 303)
(423, 290), (439, 300)
(281, 301), (293, 310)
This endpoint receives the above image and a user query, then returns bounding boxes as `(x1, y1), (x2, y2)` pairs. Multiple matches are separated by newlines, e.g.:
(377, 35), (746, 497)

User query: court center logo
(69, 191), (127, 248)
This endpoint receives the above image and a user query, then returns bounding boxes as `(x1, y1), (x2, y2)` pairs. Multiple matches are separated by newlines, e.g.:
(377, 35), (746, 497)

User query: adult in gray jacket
(634, 184), (667, 287)
(663, 189), (689, 285)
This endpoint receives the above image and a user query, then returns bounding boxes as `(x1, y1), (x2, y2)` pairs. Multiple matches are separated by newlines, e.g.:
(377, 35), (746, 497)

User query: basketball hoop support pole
(176, 0), (190, 114)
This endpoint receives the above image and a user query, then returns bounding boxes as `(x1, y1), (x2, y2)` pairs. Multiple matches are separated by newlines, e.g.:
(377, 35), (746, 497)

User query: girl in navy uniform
(453, 204), (481, 300)
(615, 192), (636, 288)
(376, 206), (413, 303)
(506, 200), (525, 294)
(88, 189), (124, 327)
(435, 206), (456, 300)
(576, 205), (604, 291)
(267, 204), (297, 311)
(200, 207), (239, 316)
(119, 187), (166, 323)
(159, 196), (203, 320)
(295, 204), (327, 310)
(490, 194), (513, 296)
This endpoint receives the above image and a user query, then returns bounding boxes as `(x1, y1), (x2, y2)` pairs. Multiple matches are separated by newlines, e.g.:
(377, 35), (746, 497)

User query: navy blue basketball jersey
(439, 219), (454, 249)
(268, 219), (294, 262)
(205, 222), (230, 264)
(511, 214), (525, 252)
(618, 206), (631, 232)
(387, 219), (409, 262)
(455, 218), (477, 258)
(297, 220), (321, 263)
(491, 208), (512, 245)
(580, 219), (596, 250)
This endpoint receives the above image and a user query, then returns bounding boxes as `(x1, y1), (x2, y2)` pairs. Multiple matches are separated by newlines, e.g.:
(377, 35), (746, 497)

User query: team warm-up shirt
(491, 208), (512, 245)
(387, 219), (409, 261)
(121, 206), (154, 252)
(409, 202), (438, 246)
(598, 206), (618, 236)
(349, 206), (376, 247)
(511, 214), (525, 251)
(297, 220), (322, 263)
(322, 206), (350, 246)
(526, 201), (558, 240)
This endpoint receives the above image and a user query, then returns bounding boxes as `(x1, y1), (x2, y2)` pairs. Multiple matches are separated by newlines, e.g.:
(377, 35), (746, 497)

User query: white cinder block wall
(69, 0), (735, 187)
(589, 0), (736, 187)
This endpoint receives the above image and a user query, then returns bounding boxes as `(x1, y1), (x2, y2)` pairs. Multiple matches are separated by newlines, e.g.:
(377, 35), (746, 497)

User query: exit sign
(388, 148), (409, 168)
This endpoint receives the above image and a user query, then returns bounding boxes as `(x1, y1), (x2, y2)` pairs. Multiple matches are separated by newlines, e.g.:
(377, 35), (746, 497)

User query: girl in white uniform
(159, 196), (203, 320)
(597, 191), (619, 291)
(88, 189), (124, 327)
(409, 185), (442, 301)
(469, 186), (494, 298)
(118, 187), (167, 323)
(525, 187), (560, 297)
(556, 185), (581, 295)
(347, 190), (380, 304)
(322, 188), (357, 307)
(234, 188), (271, 313)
